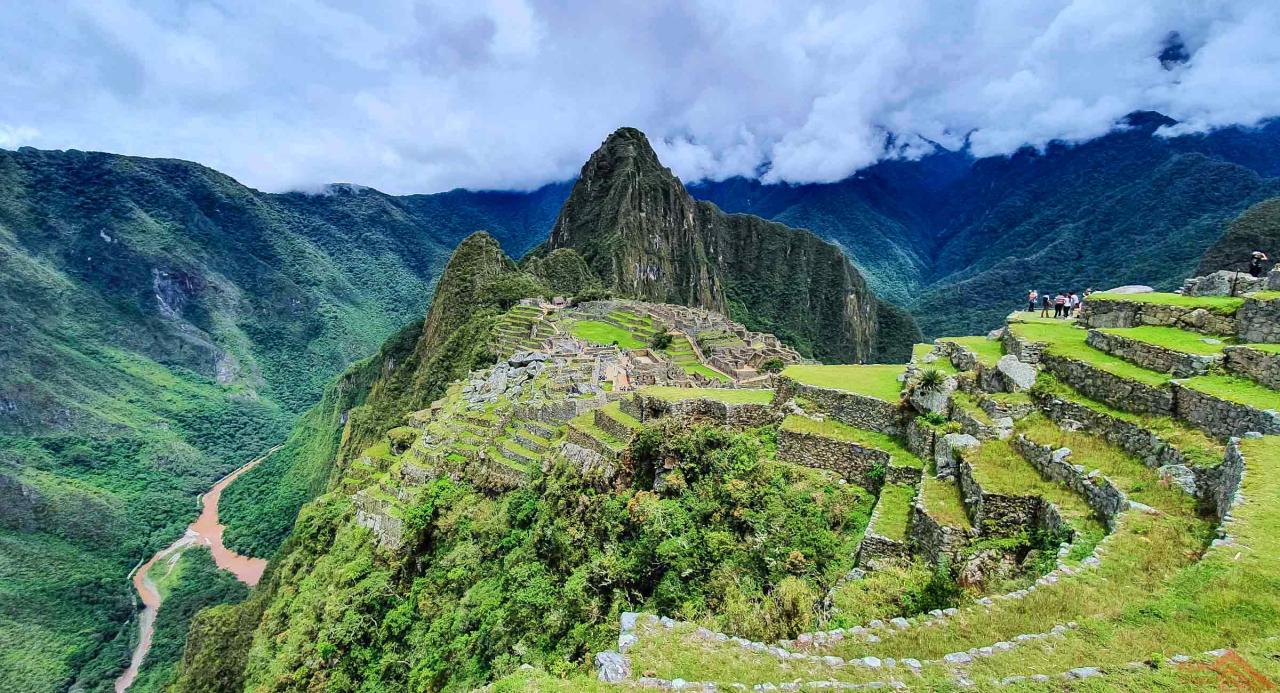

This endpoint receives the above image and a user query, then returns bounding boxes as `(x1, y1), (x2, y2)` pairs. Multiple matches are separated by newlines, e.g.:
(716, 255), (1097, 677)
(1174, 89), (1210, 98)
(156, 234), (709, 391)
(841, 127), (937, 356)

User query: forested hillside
(692, 114), (1280, 336)
(0, 148), (564, 692)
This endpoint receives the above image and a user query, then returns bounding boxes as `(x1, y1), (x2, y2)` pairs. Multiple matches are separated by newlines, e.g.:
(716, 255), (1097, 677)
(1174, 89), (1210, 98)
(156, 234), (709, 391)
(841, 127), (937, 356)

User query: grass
(781, 364), (905, 402)
(920, 474), (972, 530)
(781, 415), (924, 469)
(569, 320), (645, 349)
(965, 438), (1102, 537)
(938, 335), (1004, 367)
(1009, 321), (1173, 387)
(638, 386), (775, 405)
(870, 483), (916, 542)
(1088, 291), (1245, 315)
(598, 401), (642, 430)
(1245, 343), (1280, 355)
(1179, 374), (1280, 411)
(1097, 325), (1232, 354)
(911, 343), (959, 375)
(1033, 374), (1225, 467)
(827, 562), (937, 626)
(568, 411), (628, 452)
(1008, 310), (1075, 325)
(950, 391), (994, 425)
(684, 362), (733, 382)
(1249, 290), (1280, 301)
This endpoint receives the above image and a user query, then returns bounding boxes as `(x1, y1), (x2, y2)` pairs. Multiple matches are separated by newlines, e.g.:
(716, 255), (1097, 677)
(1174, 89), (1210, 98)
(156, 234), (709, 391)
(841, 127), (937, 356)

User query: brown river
(114, 448), (278, 692)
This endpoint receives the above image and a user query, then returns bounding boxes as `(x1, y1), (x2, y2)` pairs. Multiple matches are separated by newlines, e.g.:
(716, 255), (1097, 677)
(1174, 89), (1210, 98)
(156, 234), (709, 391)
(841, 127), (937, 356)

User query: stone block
(935, 433), (979, 478)
(997, 355), (1038, 392)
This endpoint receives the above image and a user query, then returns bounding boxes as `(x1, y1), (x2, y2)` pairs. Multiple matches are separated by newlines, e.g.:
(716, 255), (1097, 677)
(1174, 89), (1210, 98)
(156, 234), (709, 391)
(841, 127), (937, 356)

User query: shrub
(759, 357), (785, 374)
(650, 332), (674, 350)
(917, 368), (946, 393)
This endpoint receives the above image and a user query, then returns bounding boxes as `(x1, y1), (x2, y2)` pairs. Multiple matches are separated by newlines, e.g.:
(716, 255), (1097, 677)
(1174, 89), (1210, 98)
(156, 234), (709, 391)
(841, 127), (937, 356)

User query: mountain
(1197, 196), (1280, 274)
(546, 128), (919, 363)
(692, 115), (1280, 336)
(0, 147), (564, 692)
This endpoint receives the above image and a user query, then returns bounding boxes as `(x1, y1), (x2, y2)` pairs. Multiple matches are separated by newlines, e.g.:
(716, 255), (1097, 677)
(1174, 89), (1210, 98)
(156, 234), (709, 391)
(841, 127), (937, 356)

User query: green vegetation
(649, 332), (673, 350)
(182, 423), (874, 691)
(1009, 321), (1173, 386)
(1098, 325), (1232, 353)
(1180, 374), (1280, 411)
(871, 482), (916, 542)
(938, 335), (1004, 366)
(128, 550), (248, 693)
(826, 562), (939, 626)
(781, 415), (924, 470)
(1088, 291), (1245, 314)
(919, 474), (972, 530)
(570, 320), (644, 349)
(639, 386), (775, 405)
(965, 437), (1103, 540)
(781, 364), (905, 401)
(1247, 343), (1280, 354)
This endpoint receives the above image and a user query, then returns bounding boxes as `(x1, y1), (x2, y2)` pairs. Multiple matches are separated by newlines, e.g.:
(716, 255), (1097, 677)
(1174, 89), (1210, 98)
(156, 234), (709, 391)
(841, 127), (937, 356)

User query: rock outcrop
(547, 128), (920, 363)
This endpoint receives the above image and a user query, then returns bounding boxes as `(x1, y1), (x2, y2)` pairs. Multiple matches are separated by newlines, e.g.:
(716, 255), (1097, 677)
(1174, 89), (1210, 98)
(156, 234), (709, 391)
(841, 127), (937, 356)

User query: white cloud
(0, 0), (1276, 193)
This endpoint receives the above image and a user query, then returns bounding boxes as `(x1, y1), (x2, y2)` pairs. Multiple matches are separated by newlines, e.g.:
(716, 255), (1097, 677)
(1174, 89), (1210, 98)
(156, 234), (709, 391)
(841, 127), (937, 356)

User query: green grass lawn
(1097, 325), (1232, 354)
(1088, 291), (1245, 315)
(1249, 290), (1280, 301)
(920, 474), (972, 529)
(1179, 374), (1280, 411)
(781, 415), (924, 469)
(1008, 310), (1076, 325)
(781, 364), (905, 401)
(569, 320), (645, 349)
(598, 401), (642, 430)
(683, 362), (732, 382)
(638, 386), (775, 405)
(1245, 343), (1280, 355)
(965, 438), (1099, 529)
(1009, 321), (1172, 387)
(938, 335), (1004, 366)
(871, 482), (916, 542)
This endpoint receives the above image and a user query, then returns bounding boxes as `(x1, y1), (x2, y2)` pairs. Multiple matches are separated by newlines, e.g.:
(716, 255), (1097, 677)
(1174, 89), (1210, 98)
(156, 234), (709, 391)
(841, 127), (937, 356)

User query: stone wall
(905, 417), (939, 461)
(857, 493), (914, 568)
(908, 504), (972, 566)
(1080, 298), (1238, 335)
(1173, 384), (1280, 439)
(776, 376), (906, 436)
(777, 428), (887, 491)
(1033, 391), (1193, 470)
(566, 425), (622, 459)
(1223, 346), (1280, 390)
(1010, 436), (1126, 529)
(1237, 295), (1280, 343)
(594, 409), (637, 441)
(1002, 330), (1047, 365)
(957, 459), (1040, 538)
(1213, 440), (1247, 523)
(1085, 329), (1219, 377)
(1040, 354), (1174, 415)
(628, 392), (778, 429)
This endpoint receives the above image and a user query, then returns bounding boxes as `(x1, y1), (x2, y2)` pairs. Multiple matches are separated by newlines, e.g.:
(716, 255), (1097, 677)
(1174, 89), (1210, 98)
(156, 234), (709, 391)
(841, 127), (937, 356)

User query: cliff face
(548, 128), (918, 363)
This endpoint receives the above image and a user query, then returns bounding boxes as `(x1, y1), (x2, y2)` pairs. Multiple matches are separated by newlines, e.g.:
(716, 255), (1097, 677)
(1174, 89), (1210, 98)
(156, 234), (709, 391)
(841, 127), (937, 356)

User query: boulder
(935, 433), (980, 478)
(595, 651), (630, 683)
(909, 375), (957, 415)
(957, 549), (1019, 590)
(996, 355), (1038, 392)
(1181, 270), (1263, 297)
(1104, 285), (1154, 294)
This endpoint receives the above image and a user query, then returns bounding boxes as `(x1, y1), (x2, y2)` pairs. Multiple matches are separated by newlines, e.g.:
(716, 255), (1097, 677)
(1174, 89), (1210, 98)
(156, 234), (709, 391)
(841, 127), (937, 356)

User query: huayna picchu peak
(545, 127), (920, 364)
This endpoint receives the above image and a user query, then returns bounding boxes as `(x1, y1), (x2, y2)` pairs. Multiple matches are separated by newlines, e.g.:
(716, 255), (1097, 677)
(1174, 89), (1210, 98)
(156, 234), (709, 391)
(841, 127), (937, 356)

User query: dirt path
(114, 447), (279, 692)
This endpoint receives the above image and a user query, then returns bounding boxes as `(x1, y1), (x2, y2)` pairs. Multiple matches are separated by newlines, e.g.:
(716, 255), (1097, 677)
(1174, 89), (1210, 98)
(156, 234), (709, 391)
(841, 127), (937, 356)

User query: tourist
(1249, 251), (1270, 278)
(1069, 291), (1081, 317)
(1041, 294), (1052, 318)
(1054, 292), (1067, 318)
(1027, 289), (1038, 312)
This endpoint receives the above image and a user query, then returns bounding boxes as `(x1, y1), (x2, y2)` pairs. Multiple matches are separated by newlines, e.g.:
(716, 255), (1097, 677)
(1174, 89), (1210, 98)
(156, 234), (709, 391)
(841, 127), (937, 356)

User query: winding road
(114, 447), (279, 692)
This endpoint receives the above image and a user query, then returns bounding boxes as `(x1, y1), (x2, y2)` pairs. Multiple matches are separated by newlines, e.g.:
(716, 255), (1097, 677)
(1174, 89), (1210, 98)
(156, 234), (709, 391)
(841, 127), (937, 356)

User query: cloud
(0, 0), (1276, 193)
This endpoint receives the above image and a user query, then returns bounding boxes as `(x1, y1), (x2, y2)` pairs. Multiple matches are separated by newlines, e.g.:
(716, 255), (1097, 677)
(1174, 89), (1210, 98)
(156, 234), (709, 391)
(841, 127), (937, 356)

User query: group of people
(1027, 288), (1092, 319)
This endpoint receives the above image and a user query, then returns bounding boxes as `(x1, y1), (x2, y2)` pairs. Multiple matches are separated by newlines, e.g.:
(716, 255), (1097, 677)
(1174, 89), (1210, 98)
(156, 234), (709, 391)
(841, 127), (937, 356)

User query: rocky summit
(546, 127), (920, 364)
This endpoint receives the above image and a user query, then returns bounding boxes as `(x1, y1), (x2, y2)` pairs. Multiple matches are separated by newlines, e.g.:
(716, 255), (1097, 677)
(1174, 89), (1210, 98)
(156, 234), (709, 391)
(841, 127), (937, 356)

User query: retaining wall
(776, 428), (887, 492)
(1172, 384), (1280, 439)
(1223, 346), (1280, 390)
(1237, 296), (1280, 343)
(1085, 329), (1219, 377)
(1080, 299), (1237, 335)
(1040, 354), (1174, 415)
(776, 377), (906, 436)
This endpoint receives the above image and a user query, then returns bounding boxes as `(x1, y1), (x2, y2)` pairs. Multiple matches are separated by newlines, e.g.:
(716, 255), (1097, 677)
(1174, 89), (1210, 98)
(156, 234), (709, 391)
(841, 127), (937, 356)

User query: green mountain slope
(0, 148), (562, 692)
(547, 128), (919, 363)
(1197, 196), (1280, 274)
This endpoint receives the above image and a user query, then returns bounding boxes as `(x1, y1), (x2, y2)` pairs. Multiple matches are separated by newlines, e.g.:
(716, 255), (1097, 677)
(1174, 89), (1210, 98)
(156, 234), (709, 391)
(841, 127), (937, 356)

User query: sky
(1, 1), (1278, 194)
